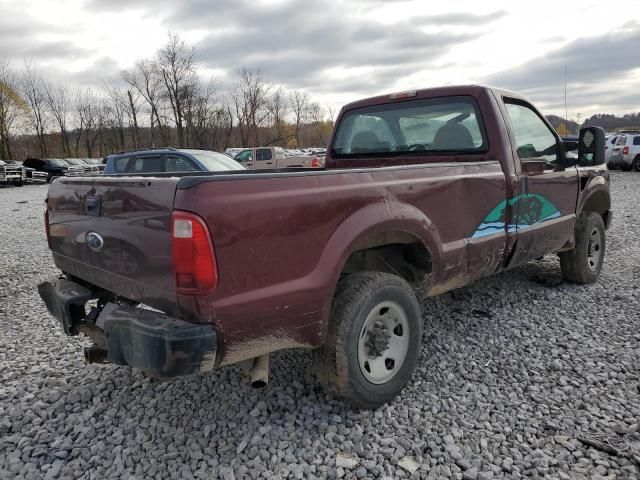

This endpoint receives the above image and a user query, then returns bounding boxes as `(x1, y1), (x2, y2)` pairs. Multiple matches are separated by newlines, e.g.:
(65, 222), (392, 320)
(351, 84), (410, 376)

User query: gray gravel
(1, 173), (639, 480)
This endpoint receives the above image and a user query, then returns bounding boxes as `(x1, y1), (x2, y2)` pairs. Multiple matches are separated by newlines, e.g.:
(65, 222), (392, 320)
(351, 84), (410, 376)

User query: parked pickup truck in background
(0, 159), (26, 186)
(234, 146), (323, 169)
(3, 160), (48, 184)
(38, 85), (611, 408)
(23, 158), (85, 182)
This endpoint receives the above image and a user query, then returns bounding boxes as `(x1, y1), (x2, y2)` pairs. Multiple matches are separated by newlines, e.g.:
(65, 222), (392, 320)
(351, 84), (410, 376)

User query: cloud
(80, 0), (502, 97)
(484, 22), (640, 113)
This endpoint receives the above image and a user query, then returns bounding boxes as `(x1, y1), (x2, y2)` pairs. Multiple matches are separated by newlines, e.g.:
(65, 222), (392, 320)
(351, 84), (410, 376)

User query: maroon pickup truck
(38, 85), (611, 408)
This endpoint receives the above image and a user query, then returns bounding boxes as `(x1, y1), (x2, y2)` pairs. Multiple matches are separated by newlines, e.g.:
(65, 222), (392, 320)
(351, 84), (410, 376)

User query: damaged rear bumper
(37, 277), (217, 378)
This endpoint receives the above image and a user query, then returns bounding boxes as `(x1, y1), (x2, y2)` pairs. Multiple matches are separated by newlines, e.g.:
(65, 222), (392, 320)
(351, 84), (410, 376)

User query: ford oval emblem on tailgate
(85, 232), (104, 252)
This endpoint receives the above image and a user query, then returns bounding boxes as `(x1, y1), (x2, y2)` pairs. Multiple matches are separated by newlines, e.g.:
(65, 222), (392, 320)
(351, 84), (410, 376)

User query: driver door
(502, 99), (579, 267)
(234, 149), (254, 169)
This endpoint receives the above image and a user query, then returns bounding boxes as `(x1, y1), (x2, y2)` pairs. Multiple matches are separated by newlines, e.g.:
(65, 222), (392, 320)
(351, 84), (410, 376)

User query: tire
(313, 272), (423, 409)
(559, 212), (606, 284)
(13, 181), (24, 187)
(633, 156), (640, 172)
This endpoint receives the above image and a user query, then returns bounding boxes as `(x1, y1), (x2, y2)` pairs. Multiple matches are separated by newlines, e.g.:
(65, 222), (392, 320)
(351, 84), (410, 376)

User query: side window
(235, 150), (253, 163)
(129, 155), (163, 173)
(633, 136), (640, 146)
(114, 157), (131, 173)
(165, 155), (198, 172)
(504, 101), (559, 164)
(256, 148), (272, 161)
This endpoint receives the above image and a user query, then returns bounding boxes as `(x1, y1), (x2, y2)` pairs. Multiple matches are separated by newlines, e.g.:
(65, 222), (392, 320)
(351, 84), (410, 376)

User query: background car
(609, 134), (640, 171)
(23, 158), (84, 181)
(0, 159), (25, 186)
(104, 148), (245, 174)
(82, 158), (105, 173)
(2, 160), (48, 183)
(63, 158), (95, 175)
(605, 134), (619, 167)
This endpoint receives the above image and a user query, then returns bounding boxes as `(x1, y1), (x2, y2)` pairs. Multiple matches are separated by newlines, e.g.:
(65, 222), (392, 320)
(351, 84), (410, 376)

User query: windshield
(83, 158), (101, 164)
(49, 159), (68, 167)
(190, 151), (246, 171)
(332, 96), (486, 157)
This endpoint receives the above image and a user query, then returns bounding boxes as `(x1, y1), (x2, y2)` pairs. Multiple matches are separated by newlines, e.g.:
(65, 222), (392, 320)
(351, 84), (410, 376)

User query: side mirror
(578, 126), (605, 166)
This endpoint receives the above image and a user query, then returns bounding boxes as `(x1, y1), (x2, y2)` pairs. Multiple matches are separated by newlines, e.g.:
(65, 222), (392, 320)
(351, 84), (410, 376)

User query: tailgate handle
(86, 196), (102, 217)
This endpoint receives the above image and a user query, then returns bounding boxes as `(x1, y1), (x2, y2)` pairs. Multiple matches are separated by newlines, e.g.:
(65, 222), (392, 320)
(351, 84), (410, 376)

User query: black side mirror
(578, 127), (605, 166)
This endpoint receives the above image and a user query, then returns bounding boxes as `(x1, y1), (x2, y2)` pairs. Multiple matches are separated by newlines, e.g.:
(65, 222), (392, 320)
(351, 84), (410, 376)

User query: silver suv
(609, 132), (640, 171)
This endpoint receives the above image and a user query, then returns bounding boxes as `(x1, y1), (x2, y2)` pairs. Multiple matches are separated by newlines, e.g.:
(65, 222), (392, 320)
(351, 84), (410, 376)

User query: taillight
(311, 156), (319, 168)
(623, 146), (629, 155)
(44, 210), (51, 248)
(171, 211), (218, 295)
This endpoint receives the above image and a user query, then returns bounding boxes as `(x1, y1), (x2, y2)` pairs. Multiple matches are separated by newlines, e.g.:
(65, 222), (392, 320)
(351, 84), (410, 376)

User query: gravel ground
(1, 173), (639, 480)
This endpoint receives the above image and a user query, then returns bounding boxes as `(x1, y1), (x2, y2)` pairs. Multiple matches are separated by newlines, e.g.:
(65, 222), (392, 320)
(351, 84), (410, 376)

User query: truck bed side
(174, 161), (507, 364)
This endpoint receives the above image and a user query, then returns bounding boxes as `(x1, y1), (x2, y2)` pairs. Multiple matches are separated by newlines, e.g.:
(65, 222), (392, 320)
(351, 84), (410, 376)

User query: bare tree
(103, 79), (128, 151)
(21, 63), (49, 157)
(0, 59), (26, 159)
(264, 87), (287, 146)
(126, 88), (141, 149)
(76, 89), (100, 157)
(290, 90), (309, 147)
(156, 32), (197, 147)
(122, 59), (164, 147)
(231, 68), (271, 146)
(44, 82), (71, 156)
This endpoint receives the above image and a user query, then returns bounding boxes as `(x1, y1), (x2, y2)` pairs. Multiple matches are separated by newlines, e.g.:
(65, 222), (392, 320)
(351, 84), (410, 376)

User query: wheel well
(341, 231), (432, 285)
(582, 190), (610, 226)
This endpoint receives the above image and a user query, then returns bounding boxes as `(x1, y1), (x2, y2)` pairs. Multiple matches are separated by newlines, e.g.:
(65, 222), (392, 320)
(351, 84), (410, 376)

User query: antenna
(564, 65), (568, 135)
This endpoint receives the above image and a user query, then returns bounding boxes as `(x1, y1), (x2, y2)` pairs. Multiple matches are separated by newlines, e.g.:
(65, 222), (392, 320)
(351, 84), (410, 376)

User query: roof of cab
(340, 84), (529, 111)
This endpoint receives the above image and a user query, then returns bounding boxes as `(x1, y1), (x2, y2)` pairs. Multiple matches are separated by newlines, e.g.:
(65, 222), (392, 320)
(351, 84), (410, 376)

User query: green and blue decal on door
(472, 194), (561, 238)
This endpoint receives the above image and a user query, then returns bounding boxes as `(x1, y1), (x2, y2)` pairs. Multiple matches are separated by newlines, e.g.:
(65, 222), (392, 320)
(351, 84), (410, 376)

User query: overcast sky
(1, 0), (638, 119)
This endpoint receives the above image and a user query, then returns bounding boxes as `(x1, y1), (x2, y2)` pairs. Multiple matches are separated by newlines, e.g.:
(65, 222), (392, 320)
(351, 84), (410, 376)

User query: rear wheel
(632, 156), (640, 172)
(313, 272), (422, 409)
(559, 212), (605, 284)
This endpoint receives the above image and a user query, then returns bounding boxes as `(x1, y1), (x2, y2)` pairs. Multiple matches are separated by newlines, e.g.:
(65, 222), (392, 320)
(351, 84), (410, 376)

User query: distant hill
(546, 115), (579, 136)
(583, 113), (640, 132)
(545, 113), (640, 136)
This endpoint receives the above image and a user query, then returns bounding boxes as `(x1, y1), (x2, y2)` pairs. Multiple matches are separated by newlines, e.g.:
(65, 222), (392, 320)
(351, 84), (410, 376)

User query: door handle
(266, 162), (273, 165)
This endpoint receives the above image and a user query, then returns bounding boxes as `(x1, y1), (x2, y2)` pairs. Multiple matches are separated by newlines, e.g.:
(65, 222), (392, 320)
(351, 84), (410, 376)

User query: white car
(605, 134), (619, 166)
(609, 133), (640, 171)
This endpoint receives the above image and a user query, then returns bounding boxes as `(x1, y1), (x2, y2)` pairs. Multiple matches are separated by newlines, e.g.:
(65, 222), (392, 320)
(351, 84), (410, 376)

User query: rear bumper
(609, 154), (632, 167)
(37, 277), (217, 377)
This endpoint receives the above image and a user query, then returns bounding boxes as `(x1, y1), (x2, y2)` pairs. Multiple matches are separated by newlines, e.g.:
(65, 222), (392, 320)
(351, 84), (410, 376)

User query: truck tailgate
(47, 176), (180, 312)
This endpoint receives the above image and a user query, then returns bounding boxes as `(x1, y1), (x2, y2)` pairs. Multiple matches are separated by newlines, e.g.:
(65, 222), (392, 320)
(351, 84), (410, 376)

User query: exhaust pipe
(249, 354), (269, 388)
(84, 345), (108, 364)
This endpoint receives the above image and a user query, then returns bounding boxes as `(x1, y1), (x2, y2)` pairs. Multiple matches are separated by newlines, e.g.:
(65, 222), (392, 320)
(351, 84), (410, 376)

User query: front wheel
(559, 212), (605, 284)
(313, 272), (423, 409)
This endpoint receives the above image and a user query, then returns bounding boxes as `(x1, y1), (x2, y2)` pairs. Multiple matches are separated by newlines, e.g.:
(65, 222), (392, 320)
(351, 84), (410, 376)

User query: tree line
(0, 33), (334, 161)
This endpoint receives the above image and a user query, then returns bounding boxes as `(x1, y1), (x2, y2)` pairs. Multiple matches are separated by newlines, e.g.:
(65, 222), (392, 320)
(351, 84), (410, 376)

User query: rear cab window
(256, 148), (273, 161)
(331, 95), (487, 158)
